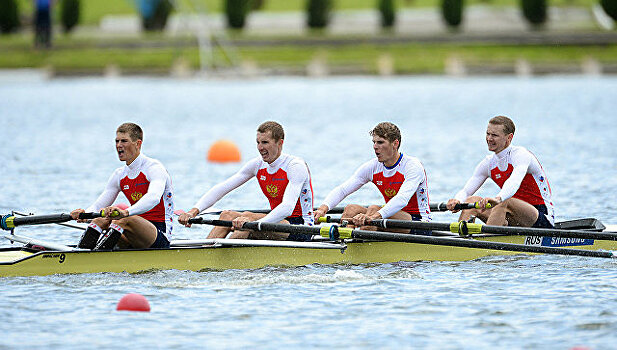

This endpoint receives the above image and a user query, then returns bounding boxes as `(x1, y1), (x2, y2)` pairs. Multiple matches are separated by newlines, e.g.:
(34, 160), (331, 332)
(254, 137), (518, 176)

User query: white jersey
(454, 145), (554, 224)
(86, 153), (174, 239)
(194, 153), (314, 225)
(322, 154), (431, 220)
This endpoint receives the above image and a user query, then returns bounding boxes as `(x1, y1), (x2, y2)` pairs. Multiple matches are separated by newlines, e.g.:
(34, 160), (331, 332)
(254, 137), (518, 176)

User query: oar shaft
(430, 202), (480, 212)
(1, 212), (102, 230)
(319, 217), (617, 242)
(189, 218), (615, 259)
(188, 218), (323, 235)
(365, 219), (617, 241)
(12, 214), (73, 227)
(349, 229), (615, 259)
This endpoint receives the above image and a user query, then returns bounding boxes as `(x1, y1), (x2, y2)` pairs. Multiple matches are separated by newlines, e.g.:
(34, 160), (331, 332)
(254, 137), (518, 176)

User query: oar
(186, 218), (616, 259)
(430, 202), (489, 212)
(13, 211), (87, 231)
(319, 217), (617, 241)
(1, 212), (104, 231)
(318, 202), (485, 215)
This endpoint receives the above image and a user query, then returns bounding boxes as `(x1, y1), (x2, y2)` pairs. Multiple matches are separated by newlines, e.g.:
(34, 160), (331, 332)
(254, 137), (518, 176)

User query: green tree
(378, 0), (396, 28)
(521, 0), (547, 26)
(442, 0), (464, 28)
(225, 0), (251, 29)
(60, 0), (80, 33)
(142, 0), (174, 31)
(0, 0), (20, 34)
(307, 0), (332, 29)
(601, 0), (617, 21)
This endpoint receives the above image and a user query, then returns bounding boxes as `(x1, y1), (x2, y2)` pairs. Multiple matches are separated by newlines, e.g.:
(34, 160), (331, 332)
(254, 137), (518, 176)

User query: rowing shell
(1, 226), (616, 277)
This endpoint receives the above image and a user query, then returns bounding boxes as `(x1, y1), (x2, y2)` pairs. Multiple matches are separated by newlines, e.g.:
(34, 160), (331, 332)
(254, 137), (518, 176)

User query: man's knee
(366, 205), (382, 212)
(219, 210), (240, 220)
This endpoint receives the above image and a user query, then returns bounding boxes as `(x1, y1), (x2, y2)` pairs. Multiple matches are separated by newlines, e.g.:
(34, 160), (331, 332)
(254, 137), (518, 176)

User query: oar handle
(188, 217), (232, 227)
(78, 212), (102, 220)
(430, 202), (492, 212)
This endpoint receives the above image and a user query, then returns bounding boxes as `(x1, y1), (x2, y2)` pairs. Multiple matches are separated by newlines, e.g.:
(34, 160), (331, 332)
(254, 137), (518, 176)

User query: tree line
(1, 0), (616, 35)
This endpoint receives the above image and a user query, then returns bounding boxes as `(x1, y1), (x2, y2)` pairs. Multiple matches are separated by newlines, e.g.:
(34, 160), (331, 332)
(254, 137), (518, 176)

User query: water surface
(0, 76), (616, 349)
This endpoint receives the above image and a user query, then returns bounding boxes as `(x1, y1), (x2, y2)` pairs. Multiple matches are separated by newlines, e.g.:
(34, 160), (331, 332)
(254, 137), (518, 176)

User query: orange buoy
(116, 293), (151, 312)
(207, 139), (241, 163)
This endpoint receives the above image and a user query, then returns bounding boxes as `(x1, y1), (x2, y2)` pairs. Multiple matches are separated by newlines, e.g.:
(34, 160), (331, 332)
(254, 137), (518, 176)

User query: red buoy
(115, 203), (129, 210)
(116, 293), (151, 312)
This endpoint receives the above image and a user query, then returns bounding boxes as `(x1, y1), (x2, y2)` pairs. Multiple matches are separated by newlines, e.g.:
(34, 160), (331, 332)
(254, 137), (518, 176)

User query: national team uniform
(322, 153), (432, 221)
(86, 153), (174, 247)
(194, 153), (314, 231)
(454, 145), (554, 228)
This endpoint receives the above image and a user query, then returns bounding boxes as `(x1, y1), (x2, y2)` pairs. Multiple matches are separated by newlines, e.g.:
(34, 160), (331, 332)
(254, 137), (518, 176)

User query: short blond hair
(117, 122), (143, 142)
(489, 116), (515, 135)
(257, 121), (285, 142)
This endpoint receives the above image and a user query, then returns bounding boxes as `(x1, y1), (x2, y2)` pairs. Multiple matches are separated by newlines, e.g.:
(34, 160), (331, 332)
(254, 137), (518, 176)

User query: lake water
(0, 75), (616, 349)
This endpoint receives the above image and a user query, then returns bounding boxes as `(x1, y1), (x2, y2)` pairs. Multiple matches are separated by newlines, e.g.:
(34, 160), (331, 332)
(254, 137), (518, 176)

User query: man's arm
(123, 164), (168, 216)
(321, 161), (372, 210)
(84, 169), (121, 213)
(447, 158), (490, 211)
(192, 159), (259, 213)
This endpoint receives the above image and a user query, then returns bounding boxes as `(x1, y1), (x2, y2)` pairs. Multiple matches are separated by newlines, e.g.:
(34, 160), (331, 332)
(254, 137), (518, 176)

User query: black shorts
(532, 205), (554, 228)
(285, 217), (313, 242)
(150, 221), (171, 248)
(409, 214), (432, 236)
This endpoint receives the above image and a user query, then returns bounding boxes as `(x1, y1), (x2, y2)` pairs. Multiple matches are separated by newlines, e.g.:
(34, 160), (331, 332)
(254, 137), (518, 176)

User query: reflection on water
(1, 76), (616, 349)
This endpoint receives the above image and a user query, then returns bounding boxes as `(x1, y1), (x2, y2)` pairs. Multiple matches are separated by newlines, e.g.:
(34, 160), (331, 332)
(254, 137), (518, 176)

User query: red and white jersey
(86, 153), (174, 239)
(454, 145), (554, 224)
(194, 153), (314, 225)
(322, 154), (431, 220)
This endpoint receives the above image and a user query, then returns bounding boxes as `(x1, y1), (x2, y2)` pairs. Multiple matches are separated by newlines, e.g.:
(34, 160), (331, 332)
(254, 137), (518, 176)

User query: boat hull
(1, 234), (616, 277)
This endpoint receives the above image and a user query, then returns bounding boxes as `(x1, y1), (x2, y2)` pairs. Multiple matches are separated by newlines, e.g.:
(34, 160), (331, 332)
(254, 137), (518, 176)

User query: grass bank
(14, 0), (599, 26)
(1, 33), (616, 76)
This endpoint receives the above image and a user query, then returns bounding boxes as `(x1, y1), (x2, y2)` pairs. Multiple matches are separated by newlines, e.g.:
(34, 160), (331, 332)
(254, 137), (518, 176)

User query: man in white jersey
(177, 121), (314, 241)
(446, 115), (554, 228)
(70, 123), (174, 249)
(313, 122), (431, 232)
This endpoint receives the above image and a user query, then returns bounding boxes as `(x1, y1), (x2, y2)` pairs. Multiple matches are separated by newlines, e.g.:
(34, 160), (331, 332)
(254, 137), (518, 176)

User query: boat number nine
(42, 253), (66, 264)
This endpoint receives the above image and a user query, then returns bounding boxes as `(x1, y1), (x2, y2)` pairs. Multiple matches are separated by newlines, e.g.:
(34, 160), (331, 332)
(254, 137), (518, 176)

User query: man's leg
(113, 216), (158, 248)
(486, 198), (539, 227)
(228, 212), (267, 239)
(341, 204), (368, 224)
(376, 210), (413, 233)
(207, 210), (244, 238)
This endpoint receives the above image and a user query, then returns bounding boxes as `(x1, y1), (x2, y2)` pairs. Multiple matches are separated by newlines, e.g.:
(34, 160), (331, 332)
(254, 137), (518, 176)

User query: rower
(313, 122), (432, 232)
(70, 123), (174, 250)
(177, 121), (314, 241)
(446, 115), (555, 228)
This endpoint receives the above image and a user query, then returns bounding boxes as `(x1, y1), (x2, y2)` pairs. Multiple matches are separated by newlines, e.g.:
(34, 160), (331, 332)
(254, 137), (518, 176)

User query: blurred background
(0, 0), (616, 77)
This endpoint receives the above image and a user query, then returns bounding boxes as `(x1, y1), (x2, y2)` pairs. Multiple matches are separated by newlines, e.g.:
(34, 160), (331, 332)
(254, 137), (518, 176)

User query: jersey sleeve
(193, 158), (260, 212)
(454, 156), (490, 202)
(378, 161), (424, 219)
(85, 168), (121, 212)
(322, 160), (372, 210)
(258, 160), (308, 223)
(126, 163), (168, 216)
(496, 148), (532, 201)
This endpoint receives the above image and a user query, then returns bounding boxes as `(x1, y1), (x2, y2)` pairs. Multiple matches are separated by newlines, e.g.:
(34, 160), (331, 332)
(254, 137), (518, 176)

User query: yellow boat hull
(1, 234), (615, 277)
